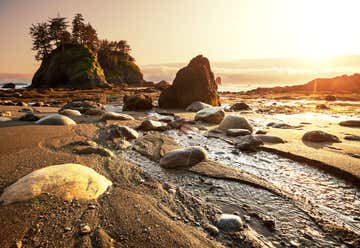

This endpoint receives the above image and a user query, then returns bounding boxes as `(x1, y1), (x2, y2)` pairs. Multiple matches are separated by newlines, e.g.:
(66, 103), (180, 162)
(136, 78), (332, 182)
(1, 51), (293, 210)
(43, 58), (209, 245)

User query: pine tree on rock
(29, 22), (52, 61)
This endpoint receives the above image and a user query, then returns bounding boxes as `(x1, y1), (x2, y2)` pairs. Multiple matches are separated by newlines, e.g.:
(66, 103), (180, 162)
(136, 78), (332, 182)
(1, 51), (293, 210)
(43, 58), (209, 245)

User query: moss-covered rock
(98, 51), (145, 85)
(31, 44), (110, 89)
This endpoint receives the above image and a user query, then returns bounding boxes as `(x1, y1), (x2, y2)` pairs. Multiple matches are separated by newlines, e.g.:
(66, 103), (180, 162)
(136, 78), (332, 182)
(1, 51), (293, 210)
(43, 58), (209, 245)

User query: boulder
(339, 120), (360, 127)
(0, 163), (112, 205)
(218, 115), (253, 132)
(186, 101), (212, 112)
(106, 124), (139, 140)
(229, 102), (251, 111)
(138, 120), (169, 131)
(2, 83), (15, 89)
(160, 146), (207, 169)
(60, 100), (104, 115)
(101, 112), (134, 121)
(19, 113), (40, 122)
(226, 129), (251, 137)
(235, 135), (263, 151)
(256, 135), (285, 144)
(302, 130), (341, 143)
(158, 55), (220, 108)
(154, 80), (171, 91)
(59, 109), (82, 117)
(122, 94), (153, 111)
(35, 114), (76, 125)
(216, 214), (243, 232)
(195, 107), (225, 124)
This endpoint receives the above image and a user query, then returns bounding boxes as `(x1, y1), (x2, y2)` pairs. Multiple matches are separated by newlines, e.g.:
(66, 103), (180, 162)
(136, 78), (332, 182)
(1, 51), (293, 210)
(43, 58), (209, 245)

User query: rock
(31, 44), (110, 89)
(226, 129), (251, 137)
(255, 130), (267, 134)
(316, 104), (330, 110)
(344, 135), (360, 141)
(122, 94), (152, 111)
(59, 109), (82, 117)
(75, 147), (114, 157)
(204, 223), (219, 236)
(154, 80), (171, 90)
(116, 139), (132, 150)
(267, 122), (295, 129)
(218, 115), (253, 132)
(159, 55), (220, 108)
(138, 120), (169, 131)
(2, 83), (16, 88)
(0, 111), (11, 117)
(106, 124), (139, 140)
(35, 114), (76, 125)
(216, 214), (243, 232)
(101, 112), (134, 121)
(185, 101), (212, 112)
(80, 224), (91, 235)
(302, 131), (341, 143)
(18, 108), (34, 113)
(0, 117), (11, 122)
(33, 102), (44, 107)
(19, 113), (40, 121)
(325, 95), (337, 101)
(0, 163), (112, 205)
(339, 120), (360, 127)
(256, 135), (285, 144)
(235, 135), (263, 151)
(60, 100), (104, 115)
(159, 146), (207, 169)
(229, 102), (251, 111)
(194, 107), (225, 124)
(351, 154), (360, 159)
(2, 100), (15, 106)
(16, 101), (28, 107)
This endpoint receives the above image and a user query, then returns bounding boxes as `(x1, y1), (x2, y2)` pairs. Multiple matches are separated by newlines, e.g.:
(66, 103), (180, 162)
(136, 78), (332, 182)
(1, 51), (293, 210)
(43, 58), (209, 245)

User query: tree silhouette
(72, 13), (85, 44)
(48, 16), (69, 47)
(82, 23), (99, 51)
(29, 22), (52, 61)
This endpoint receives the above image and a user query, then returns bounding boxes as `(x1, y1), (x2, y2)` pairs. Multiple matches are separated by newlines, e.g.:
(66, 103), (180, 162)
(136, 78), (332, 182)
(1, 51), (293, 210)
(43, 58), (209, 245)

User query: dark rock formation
(123, 95), (153, 111)
(302, 130), (341, 143)
(158, 55), (220, 108)
(154, 80), (171, 91)
(31, 44), (110, 89)
(2, 83), (15, 89)
(229, 102), (251, 111)
(339, 120), (360, 127)
(60, 100), (104, 115)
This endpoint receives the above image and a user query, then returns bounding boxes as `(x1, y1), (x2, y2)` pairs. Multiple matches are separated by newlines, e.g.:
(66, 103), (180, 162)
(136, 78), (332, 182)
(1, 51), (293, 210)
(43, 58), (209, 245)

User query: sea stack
(158, 55), (221, 108)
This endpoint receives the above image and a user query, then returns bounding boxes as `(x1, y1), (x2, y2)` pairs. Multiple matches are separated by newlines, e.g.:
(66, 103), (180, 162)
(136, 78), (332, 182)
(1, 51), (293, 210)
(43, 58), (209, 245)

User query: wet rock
(138, 120), (169, 131)
(116, 139), (132, 150)
(19, 113), (40, 122)
(122, 94), (153, 111)
(107, 124), (139, 140)
(229, 102), (251, 111)
(194, 107), (225, 124)
(35, 114), (76, 125)
(16, 101), (28, 107)
(80, 224), (91, 235)
(267, 122), (297, 129)
(218, 115), (253, 132)
(255, 130), (267, 134)
(101, 111), (134, 121)
(0, 111), (11, 117)
(216, 214), (243, 232)
(226, 129), (251, 137)
(0, 117), (11, 122)
(160, 146), (207, 169)
(18, 108), (34, 113)
(302, 130), (341, 143)
(158, 55), (220, 108)
(33, 101), (44, 107)
(203, 223), (219, 236)
(344, 135), (360, 141)
(351, 154), (360, 159)
(60, 100), (104, 115)
(59, 109), (82, 117)
(325, 95), (337, 101)
(256, 135), (285, 144)
(75, 147), (114, 157)
(3, 100), (16, 106)
(2, 83), (15, 88)
(185, 101), (212, 112)
(235, 135), (263, 151)
(0, 163), (112, 205)
(339, 120), (360, 127)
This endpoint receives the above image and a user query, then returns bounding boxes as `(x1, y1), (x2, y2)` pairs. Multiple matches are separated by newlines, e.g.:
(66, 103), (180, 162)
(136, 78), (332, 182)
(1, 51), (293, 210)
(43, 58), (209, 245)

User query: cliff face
(31, 44), (110, 89)
(98, 51), (144, 85)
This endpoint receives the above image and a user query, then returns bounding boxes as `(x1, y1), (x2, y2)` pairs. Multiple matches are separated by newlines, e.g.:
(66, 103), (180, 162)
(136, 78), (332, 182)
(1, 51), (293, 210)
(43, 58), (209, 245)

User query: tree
(29, 22), (52, 61)
(82, 23), (99, 51)
(48, 16), (69, 47)
(72, 13), (85, 43)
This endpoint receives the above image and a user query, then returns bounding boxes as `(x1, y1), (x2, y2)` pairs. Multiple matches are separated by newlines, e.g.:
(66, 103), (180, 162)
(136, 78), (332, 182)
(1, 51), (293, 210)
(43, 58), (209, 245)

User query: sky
(1, 0), (360, 79)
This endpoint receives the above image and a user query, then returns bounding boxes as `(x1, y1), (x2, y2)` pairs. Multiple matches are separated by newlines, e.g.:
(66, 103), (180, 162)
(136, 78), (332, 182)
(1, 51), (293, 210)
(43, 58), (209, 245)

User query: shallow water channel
(121, 129), (360, 247)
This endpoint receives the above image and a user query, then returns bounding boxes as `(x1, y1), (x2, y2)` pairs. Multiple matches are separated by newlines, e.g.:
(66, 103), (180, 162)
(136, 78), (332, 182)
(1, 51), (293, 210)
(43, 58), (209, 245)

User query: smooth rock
(2, 83), (15, 88)
(123, 94), (152, 111)
(216, 214), (243, 232)
(256, 135), (286, 144)
(35, 114), (76, 125)
(19, 113), (40, 121)
(218, 115), (253, 132)
(339, 120), (360, 127)
(60, 100), (104, 115)
(229, 102), (251, 111)
(235, 135), (264, 151)
(344, 135), (360, 141)
(194, 107), (225, 124)
(138, 120), (169, 131)
(160, 146), (207, 169)
(59, 109), (82, 117)
(302, 130), (341, 143)
(0, 163), (112, 205)
(107, 124), (139, 140)
(185, 101), (212, 112)
(101, 112), (134, 121)
(226, 129), (251, 137)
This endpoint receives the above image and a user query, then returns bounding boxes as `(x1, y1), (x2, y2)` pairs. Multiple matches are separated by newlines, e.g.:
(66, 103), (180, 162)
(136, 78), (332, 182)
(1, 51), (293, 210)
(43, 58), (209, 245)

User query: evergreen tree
(82, 23), (99, 51)
(72, 13), (85, 43)
(29, 22), (52, 61)
(48, 16), (69, 47)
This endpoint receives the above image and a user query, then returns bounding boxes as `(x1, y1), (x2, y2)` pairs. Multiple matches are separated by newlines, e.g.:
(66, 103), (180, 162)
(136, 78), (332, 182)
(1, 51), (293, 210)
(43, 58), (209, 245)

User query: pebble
(80, 224), (91, 234)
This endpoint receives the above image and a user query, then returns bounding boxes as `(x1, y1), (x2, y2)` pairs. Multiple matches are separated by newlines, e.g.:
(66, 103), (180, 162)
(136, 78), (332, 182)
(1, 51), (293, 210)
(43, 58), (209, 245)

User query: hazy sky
(1, 0), (360, 74)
